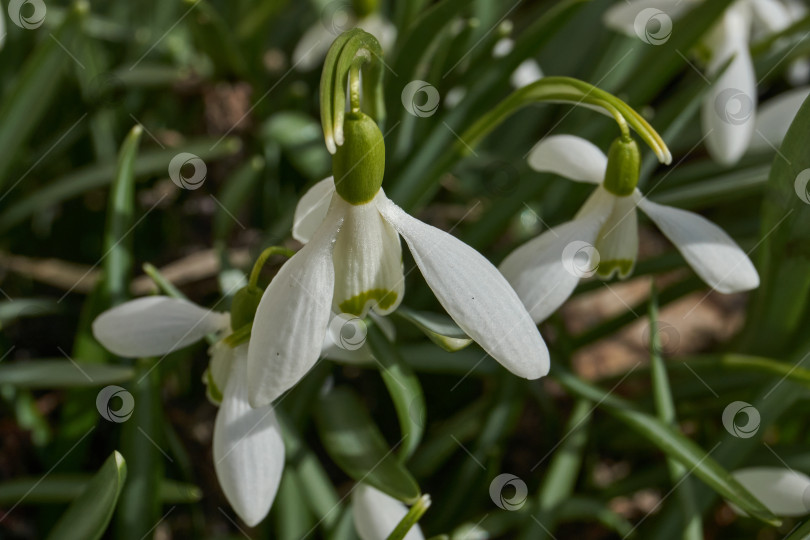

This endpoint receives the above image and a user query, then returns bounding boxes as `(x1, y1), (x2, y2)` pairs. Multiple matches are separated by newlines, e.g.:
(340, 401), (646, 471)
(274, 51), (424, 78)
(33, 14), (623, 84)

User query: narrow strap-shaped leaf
(367, 325), (426, 461)
(0, 360), (134, 388)
(315, 387), (421, 503)
(101, 125), (142, 306)
(551, 366), (781, 526)
(46, 451), (127, 540)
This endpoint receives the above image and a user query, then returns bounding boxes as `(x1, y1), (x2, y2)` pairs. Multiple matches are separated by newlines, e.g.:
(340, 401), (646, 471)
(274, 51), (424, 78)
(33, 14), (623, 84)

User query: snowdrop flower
(604, 0), (808, 165)
(293, 2), (395, 72)
(749, 86), (810, 152)
(247, 111), (549, 408)
(500, 134), (759, 324)
(352, 484), (425, 540)
(92, 297), (284, 526)
(731, 467), (810, 517)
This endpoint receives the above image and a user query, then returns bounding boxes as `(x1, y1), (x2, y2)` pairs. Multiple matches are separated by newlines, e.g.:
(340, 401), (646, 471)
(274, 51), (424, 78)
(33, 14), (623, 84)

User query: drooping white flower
(604, 0), (808, 165)
(352, 484), (425, 540)
(92, 296), (286, 527)
(731, 467), (810, 517)
(248, 174), (550, 407)
(293, 12), (396, 72)
(500, 134), (759, 323)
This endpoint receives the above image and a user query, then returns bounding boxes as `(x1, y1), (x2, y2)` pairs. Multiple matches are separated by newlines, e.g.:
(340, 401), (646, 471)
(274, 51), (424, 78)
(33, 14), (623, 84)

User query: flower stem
(349, 57), (364, 114)
(248, 246), (296, 287)
(386, 494), (431, 540)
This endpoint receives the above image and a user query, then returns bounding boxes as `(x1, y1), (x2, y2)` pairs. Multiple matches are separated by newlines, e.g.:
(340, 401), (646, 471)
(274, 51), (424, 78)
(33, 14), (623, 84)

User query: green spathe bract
(603, 135), (640, 197)
(332, 112), (385, 205)
(230, 285), (263, 330)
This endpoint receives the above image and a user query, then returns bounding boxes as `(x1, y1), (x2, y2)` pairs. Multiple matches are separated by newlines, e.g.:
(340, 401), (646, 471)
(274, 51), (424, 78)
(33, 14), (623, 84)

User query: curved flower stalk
(604, 0), (809, 165)
(500, 134), (759, 323)
(91, 295), (369, 525)
(352, 484), (425, 540)
(731, 467), (810, 517)
(292, 3), (395, 72)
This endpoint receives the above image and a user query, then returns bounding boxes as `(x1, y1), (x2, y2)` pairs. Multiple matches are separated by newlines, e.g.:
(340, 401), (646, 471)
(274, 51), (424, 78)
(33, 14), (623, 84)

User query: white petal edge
(92, 297), (229, 358)
(701, 5), (757, 166)
(214, 347), (284, 527)
(500, 187), (615, 323)
(511, 59), (544, 89)
(637, 195), (759, 293)
(293, 177), (336, 244)
(527, 134), (607, 184)
(731, 467), (810, 517)
(750, 87), (810, 152)
(247, 203), (343, 407)
(377, 196), (550, 379)
(352, 484), (425, 540)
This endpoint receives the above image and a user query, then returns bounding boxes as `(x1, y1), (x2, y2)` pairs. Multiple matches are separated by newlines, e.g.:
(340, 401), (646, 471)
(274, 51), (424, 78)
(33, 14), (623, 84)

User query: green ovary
(339, 288), (399, 316)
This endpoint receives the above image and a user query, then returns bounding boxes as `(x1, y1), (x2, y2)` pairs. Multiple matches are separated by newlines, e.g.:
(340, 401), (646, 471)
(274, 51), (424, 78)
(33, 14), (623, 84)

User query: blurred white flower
(293, 13), (396, 71)
(604, 0), (808, 165)
(352, 484), (425, 540)
(731, 467), (810, 517)
(500, 135), (759, 323)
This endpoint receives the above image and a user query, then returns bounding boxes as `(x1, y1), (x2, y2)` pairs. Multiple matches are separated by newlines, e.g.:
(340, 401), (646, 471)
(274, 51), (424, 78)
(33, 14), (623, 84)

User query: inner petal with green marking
(595, 193), (638, 280)
(332, 194), (404, 317)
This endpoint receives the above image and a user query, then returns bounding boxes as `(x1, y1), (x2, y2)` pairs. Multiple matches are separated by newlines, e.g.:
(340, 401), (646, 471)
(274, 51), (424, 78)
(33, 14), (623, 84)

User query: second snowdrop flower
(247, 111), (550, 408)
(500, 134), (759, 324)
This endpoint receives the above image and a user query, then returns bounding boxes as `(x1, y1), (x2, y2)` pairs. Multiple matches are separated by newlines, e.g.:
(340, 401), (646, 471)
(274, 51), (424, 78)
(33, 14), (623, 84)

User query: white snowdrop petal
(292, 23), (341, 71)
(637, 195), (759, 293)
(732, 468), (810, 517)
(332, 192), (404, 317)
(702, 5), (757, 166)
(92, 297), (229, 358)
(247, 204), (342, 407)
(750, 87), (810, 152)
(352, 484), (425, 540)
(527, 134), (607, 184)
(214, 347), (284, 526)
(293, 177), (336, 244)
(377, 196), (549, 380)
(594, 194), (638, 279)
(500, 187), (615, 323)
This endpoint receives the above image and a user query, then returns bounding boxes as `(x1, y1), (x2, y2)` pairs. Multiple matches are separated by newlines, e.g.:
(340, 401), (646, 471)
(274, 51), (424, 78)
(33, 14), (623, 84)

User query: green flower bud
(332, 112), (385, 205)
(352, 0), (378, 18)
(230, 285), (263, 330)
(603, 135), (641, 197)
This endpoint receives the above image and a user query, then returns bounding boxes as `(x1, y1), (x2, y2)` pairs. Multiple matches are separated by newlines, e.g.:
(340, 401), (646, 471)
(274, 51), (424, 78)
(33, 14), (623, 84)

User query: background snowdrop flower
(604, 0), (806, 165)
(492, 37), (544, 89)
(748, 86), (810, 152)
(500, 134), (759, 323)
(247, 112), (549, 408)
(293, 9), (395, 71)
(731, 467), (810, 517)
(92, 296), (284, 526)
(352, 484), (425, 540)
